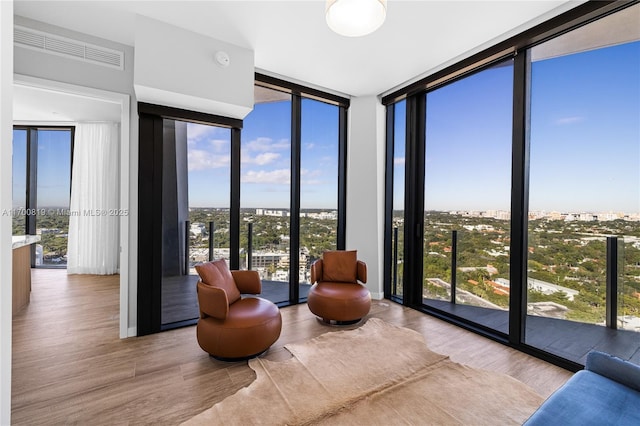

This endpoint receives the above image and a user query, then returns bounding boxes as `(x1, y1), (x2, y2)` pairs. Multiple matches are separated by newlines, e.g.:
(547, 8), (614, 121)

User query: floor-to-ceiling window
(12, 129), (28, 236)
(384, 2), (639, 367)
(137, 77), (349, 334)
(421, 60), (513, 335)
(160, 120), (232, 326)
(300, 98), (341, 302)
(241, 85), (292, 304)
(386, 100), (406, 300)
(138, 105), (241, 334)
(12, 127), (74, 267)
(186, 123), (232, 266)
(525, 6), (640, 363)
(240, 78), (348, 306)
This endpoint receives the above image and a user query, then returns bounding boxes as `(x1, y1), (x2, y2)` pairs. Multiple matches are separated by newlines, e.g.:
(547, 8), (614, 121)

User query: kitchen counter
(12, 235), (40, 315)
(12, 234), (41, 249)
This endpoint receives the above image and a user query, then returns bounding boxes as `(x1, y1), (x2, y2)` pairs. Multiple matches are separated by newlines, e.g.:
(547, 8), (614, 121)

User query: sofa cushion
(322, 250), (358, 283)
(586, 350), (640, 392)
(524, 370), (640, 425)
(195, 259), (241, 304)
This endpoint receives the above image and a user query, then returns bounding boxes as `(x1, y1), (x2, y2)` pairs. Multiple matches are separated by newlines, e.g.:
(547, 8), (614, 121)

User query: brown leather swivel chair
(195, 259), (282, 360)
(307, 250), (371, 324)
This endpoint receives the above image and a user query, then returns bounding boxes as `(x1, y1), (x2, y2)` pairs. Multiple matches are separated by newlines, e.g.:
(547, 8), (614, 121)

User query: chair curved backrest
(195, 259), (266, 319)
(307, 250), (371, 324)
(311, 250), (367, 284)
(194, 259), (282, 359)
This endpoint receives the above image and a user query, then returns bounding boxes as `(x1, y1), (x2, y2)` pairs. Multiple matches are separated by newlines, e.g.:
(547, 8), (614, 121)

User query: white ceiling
(13, 84), (122, 122)
(13, 0), (582, 98)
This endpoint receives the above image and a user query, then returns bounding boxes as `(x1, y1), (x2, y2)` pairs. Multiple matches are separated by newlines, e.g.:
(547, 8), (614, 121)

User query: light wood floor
(12, 269), (572, 425)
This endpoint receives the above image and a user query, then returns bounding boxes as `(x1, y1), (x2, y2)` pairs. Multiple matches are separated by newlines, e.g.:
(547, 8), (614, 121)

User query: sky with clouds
(187, 95), (339, 209)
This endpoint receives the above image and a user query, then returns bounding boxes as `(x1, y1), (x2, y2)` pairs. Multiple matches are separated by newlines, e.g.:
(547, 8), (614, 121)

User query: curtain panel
(67, 123), (120, 275)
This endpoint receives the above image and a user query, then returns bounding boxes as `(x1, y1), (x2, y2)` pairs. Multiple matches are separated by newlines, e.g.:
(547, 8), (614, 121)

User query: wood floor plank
(11, 269), (572, 425)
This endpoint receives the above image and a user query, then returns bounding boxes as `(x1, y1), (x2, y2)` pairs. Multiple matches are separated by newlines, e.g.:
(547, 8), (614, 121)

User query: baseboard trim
(370, 292), (384, 300)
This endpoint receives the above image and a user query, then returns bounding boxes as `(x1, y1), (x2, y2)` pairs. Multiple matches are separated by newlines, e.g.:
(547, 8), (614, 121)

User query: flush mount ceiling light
(326, 0), (387, 37)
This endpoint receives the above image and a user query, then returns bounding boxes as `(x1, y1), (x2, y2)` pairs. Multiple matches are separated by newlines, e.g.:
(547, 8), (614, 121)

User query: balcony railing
(185, 220), (315, 285)
(184, 220), (216, 275)
(393, 227), (636, 332)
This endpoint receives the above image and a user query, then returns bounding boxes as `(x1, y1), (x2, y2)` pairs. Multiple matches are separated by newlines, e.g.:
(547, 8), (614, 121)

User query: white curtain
(67, 123), (120, 275)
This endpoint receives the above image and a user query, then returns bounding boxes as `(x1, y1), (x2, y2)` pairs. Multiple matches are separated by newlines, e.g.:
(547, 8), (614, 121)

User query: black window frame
(383, 0), (638, 371)
(254, 73), (350, 303)
(137, 75), (349, 335)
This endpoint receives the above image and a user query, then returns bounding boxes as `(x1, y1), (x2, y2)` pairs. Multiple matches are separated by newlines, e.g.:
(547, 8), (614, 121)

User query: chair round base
(197, 297), (282, 359)
(307, 282), (371, 323)
(318, 317), (363, 326)
(210, 348), (268, 362)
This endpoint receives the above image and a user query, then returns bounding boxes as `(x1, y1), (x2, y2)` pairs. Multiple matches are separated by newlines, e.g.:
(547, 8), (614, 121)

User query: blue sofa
(525, 351), (640, 425)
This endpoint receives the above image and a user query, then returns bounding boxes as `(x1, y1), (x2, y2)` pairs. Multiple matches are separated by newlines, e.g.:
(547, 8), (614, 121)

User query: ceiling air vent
(14, 25), (124, 70)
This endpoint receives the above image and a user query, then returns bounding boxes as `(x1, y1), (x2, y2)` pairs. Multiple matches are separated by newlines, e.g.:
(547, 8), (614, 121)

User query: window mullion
(509, 50), (531, 345)
(289, 93), (302, 303)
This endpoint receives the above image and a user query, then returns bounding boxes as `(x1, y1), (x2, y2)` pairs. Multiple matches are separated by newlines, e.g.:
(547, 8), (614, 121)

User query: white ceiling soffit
(13, 1), (583, 97)
(531, 3), (640, 62)
(13, 84), (122, 123)
(255, 84), (291, 104)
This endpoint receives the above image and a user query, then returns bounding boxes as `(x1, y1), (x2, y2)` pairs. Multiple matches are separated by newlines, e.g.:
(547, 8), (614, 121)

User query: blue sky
(528, 41), (639, 213)
(185, 123), (232, 208)
(424, 60), (514, 212)
(11, 130), (26, 207)
(12, 129), (72, 208)
(393, 40), (639, 214)
(187, 96), (339, 209)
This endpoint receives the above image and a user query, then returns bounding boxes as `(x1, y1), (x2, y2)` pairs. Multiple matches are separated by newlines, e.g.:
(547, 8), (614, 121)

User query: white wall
(0, 2), (14, 423)
(134, 15), (254, 119)
(14, 16), (135, 96)
(14, 16), (140, 336)
(346, 96), (386, 300)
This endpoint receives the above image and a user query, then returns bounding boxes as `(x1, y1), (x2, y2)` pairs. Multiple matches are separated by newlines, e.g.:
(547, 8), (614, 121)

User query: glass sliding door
(422, 60), (514, 334)
(161, 120), (231, 326)
(137, 104), (242, 334)
(241, 86), (292, 304)
(525, 5), (640, 363)
(138, 80), (347, 334)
